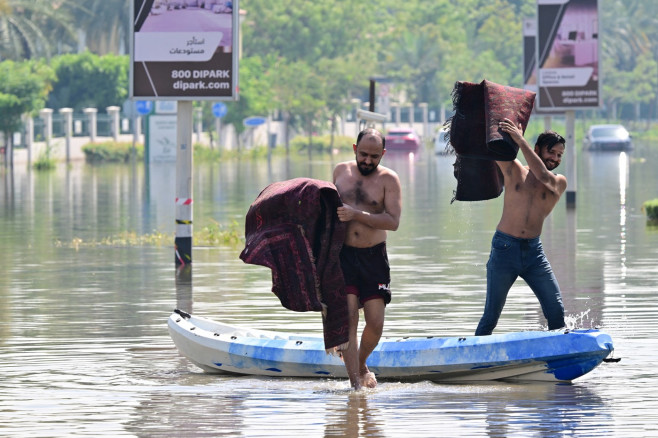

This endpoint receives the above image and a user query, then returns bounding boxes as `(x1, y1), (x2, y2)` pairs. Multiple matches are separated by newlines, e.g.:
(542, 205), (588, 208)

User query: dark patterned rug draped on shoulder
(239, 177), (348, 352)
(446, 79), (536, 202)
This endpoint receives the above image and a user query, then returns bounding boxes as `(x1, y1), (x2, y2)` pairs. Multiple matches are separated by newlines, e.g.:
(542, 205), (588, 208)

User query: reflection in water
(127, 374), (248, 437)
(176, 264), (193, 314)
(324, 393), (383, 438)
(618, 152), (628, 280)
(477, 383), (610, 437)
(1, 148), (658, 436)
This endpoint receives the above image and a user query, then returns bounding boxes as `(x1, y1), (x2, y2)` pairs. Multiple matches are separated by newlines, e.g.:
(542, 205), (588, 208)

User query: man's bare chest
(509, 176), (557, 204)
(338, 179), (384, 212)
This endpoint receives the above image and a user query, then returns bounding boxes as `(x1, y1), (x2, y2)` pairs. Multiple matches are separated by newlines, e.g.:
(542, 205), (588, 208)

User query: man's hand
(337, 204), (357, 222)
(498, 118), (524, 145)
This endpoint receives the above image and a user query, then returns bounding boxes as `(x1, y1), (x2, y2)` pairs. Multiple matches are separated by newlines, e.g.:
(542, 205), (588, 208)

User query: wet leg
(523, 255), (565, 330)
(342, 293), (362, 390)
(358, 298), (385, 388)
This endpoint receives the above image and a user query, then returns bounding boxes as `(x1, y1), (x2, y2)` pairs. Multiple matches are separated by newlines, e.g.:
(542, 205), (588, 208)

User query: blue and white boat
(167, 309), (616, 383)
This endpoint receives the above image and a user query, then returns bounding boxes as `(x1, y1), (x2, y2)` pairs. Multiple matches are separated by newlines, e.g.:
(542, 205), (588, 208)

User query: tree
(385, 31), (443, 105)
(46, 51), (129, 112)
(0, 0), (79, 60)
(222, 56), (273, 150)
(266, 59), (328, 154)
(242, 0), (382, 63)
(315, 52), (374, 148)
(70, 0), (131, 55)
(601, 1), (658, 121)
(0, 59), (54, 165)
(608, 53), (658, 124)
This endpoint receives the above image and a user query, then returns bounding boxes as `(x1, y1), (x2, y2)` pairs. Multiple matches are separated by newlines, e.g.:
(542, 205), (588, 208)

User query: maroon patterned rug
(446, 80), (536, 201)
(239, 178), (348, 352)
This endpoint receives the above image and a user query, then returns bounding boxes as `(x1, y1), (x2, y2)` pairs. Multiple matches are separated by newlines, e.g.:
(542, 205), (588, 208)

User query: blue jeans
(475, 230), (565, 336)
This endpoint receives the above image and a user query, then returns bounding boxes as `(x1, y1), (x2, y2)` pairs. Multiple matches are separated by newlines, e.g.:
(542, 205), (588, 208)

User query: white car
(434, 128), (450, 155)
(583, 124), (633, 151)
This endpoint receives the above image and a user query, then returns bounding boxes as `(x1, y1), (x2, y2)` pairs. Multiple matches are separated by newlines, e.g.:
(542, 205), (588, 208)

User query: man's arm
(499, 118), (566, 195)
(332, 163), (344, 184)
(337, 172), (402, 231)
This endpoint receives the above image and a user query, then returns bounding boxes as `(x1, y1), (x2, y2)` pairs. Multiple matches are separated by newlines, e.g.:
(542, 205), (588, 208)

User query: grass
(32, 141), (58, 170)
(643, 198), (658, 224)
(33, 155), (57, 170)
(193, 134), (355, 163)
(55, 220), (243, 249)
(82, 141), (144, 163)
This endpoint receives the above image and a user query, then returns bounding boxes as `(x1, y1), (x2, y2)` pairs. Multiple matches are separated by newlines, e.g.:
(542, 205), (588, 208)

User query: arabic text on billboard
(131, 0), (238, 100)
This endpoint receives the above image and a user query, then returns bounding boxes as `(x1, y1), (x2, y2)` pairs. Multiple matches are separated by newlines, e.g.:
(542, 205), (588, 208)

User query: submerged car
(584, 124), (632, 151)
(385, 127), (421, 152)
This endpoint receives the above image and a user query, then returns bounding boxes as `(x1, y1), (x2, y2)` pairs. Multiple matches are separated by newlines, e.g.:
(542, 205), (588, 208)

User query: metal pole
(133, 115), (141, 158)
(175, 264), (193, 313)
(369, 79), (375, 112)
(215, 118), (221, 150)
(194, 107), (202, 144)
(565, 110), (576, 208)
(175, 101), (194, 266)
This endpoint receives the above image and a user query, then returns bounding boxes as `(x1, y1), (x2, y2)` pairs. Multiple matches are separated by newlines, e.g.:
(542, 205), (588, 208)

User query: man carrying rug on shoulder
(333, 128), (402, 389)
(475, 119), (567, 336)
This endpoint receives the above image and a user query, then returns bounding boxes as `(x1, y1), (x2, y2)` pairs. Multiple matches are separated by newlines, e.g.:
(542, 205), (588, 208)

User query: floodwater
(1, 143), (658, 437)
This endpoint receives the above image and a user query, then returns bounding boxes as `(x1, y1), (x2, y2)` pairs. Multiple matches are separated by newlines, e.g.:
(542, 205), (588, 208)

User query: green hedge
(82, 141), (143, 163)
(644, 199), (658, 222)
(290, 134), (355, 154)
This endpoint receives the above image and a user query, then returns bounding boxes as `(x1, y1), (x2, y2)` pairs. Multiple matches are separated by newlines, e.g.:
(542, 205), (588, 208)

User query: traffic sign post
(242, 117), (266, 150)
(212, 103), (228, 149)
(212, 102), (227, 118)
(134, 101), (153, 159)
(135, 100), (153, 115)
(243, 116), (266, 127)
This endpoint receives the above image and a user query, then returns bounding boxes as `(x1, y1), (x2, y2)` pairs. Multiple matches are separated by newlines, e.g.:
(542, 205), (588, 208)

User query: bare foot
(359, 371), (377, 388)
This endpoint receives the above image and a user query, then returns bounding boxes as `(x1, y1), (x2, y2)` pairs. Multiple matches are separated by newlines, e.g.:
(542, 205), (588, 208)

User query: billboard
(131, 0), (239, 100)
(523, 18), (537, 93)
(536, 0), (600, 111)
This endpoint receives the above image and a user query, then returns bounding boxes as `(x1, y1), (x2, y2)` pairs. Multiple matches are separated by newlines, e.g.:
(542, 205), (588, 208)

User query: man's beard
(357, 162), (377, 176)
(544, 159), (559, 171)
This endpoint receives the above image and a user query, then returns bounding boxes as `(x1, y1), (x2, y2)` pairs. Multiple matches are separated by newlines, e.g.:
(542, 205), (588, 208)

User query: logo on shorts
(378, 283), (390, 291)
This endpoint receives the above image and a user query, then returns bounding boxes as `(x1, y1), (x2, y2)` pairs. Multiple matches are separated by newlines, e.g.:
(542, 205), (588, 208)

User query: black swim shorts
(339, 242), (391, 305)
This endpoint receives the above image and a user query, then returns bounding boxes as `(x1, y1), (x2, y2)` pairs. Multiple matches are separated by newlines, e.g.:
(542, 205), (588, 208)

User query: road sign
(243, 116), (266, 127)
(135, 100), (153, 115)
(212, 102), (228, 118)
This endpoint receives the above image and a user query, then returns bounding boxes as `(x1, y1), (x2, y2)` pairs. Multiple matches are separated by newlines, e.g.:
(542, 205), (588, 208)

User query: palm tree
(0, 0), (78, 60)
(73, 0), (131, 55)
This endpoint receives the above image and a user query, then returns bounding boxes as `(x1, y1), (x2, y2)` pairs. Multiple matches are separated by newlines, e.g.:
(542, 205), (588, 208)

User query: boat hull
(168, 310), (614, 382)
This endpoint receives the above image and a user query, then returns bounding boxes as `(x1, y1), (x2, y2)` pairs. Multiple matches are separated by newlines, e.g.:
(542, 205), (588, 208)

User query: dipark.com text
(173, 80), (230, 91)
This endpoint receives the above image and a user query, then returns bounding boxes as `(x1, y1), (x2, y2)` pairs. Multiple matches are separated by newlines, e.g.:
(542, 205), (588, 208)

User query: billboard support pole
(565, 110), (576, 209)
(175, 101), (194, 267)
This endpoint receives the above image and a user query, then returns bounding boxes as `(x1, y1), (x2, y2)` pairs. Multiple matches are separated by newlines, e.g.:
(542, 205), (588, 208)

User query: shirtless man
(333, 128), (402, 389)
(475, 118), (567, 336)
